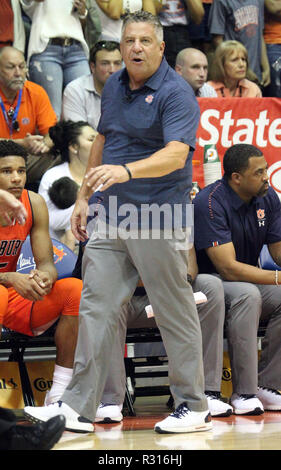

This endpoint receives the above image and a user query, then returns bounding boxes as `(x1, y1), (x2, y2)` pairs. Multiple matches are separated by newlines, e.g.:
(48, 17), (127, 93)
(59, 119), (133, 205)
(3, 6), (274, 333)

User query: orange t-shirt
(0, 80), (57, 138)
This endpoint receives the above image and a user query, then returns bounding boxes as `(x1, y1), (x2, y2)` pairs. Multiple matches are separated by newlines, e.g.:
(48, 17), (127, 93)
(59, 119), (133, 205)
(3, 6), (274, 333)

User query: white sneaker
(154, 402), (212, 434)
(257, 387), (281, 411)
(205, 392), (233, 417)
(24, 401), (94, 433)
(230, 393), (264, 415)
(94, 403), (123, 423)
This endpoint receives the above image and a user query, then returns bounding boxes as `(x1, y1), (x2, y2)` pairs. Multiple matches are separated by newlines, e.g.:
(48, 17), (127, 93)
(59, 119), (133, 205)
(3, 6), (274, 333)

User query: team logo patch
(21, 117), (30, 125)
(145, 94), (154, 104)
(212, 241), (219, 247)
(256, 208), (266, 227)
(257, 209), (265, 219)
(53, 244), (67, 264)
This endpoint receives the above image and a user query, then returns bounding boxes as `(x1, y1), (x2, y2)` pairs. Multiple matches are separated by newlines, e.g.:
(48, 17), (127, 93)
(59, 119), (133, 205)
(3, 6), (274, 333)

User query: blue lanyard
(0, 89), (22, 136)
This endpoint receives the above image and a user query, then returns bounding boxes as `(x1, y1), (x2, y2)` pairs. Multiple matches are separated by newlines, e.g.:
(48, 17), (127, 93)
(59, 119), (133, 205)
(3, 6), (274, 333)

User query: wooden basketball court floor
(43, 395), (281, 452)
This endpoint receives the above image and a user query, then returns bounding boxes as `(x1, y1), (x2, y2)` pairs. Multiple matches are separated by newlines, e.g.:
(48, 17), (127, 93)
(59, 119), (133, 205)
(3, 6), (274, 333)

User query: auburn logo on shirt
(257, 209), (266, 227)
(145, 94), (154, 104)
(0, 239), (23, 270)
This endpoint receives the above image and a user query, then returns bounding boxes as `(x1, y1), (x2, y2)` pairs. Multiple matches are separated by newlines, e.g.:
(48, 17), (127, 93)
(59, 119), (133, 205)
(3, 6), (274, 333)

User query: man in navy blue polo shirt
(194, 143), (281, 415)
(24, 11), (212, 435)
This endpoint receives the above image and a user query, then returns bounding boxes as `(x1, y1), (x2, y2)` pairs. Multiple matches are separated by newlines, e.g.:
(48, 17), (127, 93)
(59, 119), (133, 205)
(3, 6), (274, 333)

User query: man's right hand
(6, 272), (48, 301)
(71, 198), (89, 242)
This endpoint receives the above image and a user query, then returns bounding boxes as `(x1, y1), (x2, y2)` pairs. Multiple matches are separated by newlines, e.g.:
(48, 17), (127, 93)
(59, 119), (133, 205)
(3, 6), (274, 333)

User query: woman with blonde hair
(207, 40), (262, 97)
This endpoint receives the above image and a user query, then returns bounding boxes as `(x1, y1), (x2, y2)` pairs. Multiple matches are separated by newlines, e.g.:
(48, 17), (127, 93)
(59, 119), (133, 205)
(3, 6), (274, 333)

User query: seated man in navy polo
(193, 143), (281, 415)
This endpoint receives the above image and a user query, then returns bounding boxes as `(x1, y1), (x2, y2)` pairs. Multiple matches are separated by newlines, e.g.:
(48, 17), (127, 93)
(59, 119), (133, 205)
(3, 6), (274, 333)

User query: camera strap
(0, 89), (22, 136)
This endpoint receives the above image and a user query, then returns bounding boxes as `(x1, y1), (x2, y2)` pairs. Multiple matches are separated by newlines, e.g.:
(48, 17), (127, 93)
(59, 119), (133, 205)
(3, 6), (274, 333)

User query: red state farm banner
(192, 97), (281, 198)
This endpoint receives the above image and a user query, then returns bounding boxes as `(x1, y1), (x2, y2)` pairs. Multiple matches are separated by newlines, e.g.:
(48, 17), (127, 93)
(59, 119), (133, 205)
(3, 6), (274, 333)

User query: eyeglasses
(90, 41), (120, 62)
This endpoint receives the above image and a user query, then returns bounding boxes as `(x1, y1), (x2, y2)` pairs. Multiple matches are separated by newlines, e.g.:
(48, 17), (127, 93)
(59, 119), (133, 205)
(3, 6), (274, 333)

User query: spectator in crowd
(0, 0), (26, 53)
(208, 0), (270, 88)
(94, 0), (161, 43)
(38, 121), (97, 250)
(48, 177), (79, 250)
(83, 0), (102, 51)
(187, 0), (214, 56)
(158, 0), (204, 68)
(62, 41), (123, 130)
(0, 139), (84, 421)
(263, 0), (281, 98)
(20, 0), (94, 119)
(48, 177), (79, 212)
(207, 40), (262, 97)
(0, 46), (57, 189)
(193, 143), (281, 415)
(175, 47), (217, 96)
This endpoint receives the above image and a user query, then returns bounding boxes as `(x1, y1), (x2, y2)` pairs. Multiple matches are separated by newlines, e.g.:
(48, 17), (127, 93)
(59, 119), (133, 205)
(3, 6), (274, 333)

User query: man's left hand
(28, 269), (54, 295)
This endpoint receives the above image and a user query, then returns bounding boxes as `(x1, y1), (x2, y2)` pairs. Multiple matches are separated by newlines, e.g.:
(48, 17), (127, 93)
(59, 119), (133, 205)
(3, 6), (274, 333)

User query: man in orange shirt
(0, 46), (57, 187)
(0, 139), (83, 410)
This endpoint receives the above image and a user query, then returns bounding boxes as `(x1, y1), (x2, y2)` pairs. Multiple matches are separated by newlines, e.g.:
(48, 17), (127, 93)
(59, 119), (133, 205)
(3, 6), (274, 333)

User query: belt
(49, 37), (80, 47)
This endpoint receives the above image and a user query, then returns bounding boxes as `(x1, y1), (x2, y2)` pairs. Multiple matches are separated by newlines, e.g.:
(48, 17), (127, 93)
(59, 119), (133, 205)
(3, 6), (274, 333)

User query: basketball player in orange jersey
(0, 139), (83, 406)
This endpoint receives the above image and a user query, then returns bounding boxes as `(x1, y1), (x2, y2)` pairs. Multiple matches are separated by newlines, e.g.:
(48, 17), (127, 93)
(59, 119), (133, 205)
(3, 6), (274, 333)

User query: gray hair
(121, 11), (164, 44)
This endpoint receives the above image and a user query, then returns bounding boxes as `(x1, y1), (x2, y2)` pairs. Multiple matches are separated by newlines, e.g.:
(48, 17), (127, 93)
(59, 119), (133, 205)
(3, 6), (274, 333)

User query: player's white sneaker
(154, 402), (212, 434)
(257, 387), (281, 411)
(94, 403), (123, 423)
(230, 394), (264, 415)
(205, 391), (233, 417)
(24, 401), (94, 433)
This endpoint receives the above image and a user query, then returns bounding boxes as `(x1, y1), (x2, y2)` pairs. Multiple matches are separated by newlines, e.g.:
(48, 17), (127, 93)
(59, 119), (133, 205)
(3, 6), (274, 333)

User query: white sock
(45, 365), (73, 405)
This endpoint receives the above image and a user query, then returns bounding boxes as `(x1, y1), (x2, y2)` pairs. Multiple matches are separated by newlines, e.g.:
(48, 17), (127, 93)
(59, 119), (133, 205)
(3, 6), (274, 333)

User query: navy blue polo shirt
(193, 176), (281, 273)
(96, 57), (199, 228)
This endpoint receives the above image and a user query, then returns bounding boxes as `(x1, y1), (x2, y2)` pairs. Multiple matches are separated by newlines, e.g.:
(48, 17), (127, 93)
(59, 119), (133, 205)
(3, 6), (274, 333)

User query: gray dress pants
(62, 232), (208, 420)
(222, 279), (281, 394)
(101, 273), (225, 406)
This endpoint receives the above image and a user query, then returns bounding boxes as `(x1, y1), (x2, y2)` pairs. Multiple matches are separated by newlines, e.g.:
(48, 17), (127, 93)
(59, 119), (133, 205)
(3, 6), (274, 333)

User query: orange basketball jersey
(0, 189), (33, 273)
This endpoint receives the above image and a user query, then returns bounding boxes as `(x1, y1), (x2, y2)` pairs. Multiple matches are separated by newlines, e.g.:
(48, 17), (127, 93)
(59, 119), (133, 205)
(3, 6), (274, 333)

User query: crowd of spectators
(0, 1), (278, 219)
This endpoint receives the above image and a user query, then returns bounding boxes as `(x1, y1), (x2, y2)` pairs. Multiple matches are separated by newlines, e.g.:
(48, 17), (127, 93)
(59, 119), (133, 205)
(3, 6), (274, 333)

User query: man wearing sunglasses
(62, 41), (123, 130)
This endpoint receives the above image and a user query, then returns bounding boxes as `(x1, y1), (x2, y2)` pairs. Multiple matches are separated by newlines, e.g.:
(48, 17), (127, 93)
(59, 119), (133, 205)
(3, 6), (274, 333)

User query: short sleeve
(194, 194), (233, 250)
(161, 85), (200, 150)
